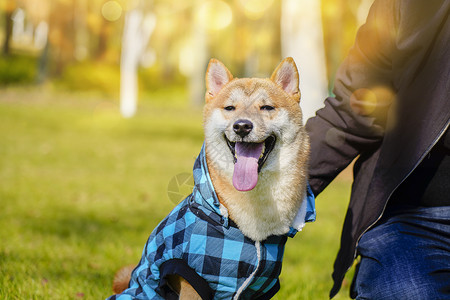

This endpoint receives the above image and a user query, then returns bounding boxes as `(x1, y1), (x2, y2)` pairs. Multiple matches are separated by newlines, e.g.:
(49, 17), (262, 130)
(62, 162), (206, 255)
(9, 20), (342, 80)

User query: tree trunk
(2, 0), (15, 55)
(189, 10), (207, 107)
(120, 9), (156, 118)
(281, 0), (328, 122)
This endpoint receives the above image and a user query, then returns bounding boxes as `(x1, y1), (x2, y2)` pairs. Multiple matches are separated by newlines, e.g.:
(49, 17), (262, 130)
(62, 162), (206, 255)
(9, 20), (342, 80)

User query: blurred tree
(185, 0), (207, 106)
(47, 0), (76, 75)
(2, 0), (16, 55)
(151, 0), (191, 83)
(74, 0), (89, 61)
(321, 0), (363, 91)
(204, 0), (281, 78)
(23, 0), (51, 83)
(95, 0), (120, 60)
(234, 0), (281, 77)
(281, 0), (328, 121)
(120, 0), (156, 117)
(0, 0), (367, 103)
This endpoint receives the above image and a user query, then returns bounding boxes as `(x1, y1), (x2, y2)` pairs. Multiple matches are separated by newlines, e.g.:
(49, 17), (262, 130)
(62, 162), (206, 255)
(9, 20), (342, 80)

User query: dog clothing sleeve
(159, 259), (213, 299)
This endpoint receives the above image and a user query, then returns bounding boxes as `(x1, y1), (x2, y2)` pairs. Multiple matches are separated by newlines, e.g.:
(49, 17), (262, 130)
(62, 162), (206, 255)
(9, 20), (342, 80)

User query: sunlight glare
(102, 0), (122, 22)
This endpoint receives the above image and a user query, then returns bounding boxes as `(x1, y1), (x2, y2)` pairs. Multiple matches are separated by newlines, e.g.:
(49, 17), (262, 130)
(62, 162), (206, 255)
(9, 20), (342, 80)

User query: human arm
(305, 0), (398, 195)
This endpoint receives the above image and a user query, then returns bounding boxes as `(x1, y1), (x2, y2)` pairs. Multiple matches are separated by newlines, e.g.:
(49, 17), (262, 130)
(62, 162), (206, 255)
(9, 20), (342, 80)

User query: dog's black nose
(233, 119), (253, 138)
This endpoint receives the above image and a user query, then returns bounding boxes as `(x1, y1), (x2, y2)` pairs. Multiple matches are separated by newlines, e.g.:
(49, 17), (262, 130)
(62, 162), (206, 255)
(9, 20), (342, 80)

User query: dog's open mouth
(225, 135), (276, 191)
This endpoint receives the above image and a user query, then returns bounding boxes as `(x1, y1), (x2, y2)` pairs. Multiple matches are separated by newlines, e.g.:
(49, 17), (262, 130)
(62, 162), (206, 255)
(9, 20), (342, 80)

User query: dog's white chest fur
(208, 143), (307, 241)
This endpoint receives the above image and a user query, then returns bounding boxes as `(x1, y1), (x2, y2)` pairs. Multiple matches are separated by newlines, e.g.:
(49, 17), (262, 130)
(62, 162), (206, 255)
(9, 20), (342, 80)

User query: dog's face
(203, 58), (305, 192)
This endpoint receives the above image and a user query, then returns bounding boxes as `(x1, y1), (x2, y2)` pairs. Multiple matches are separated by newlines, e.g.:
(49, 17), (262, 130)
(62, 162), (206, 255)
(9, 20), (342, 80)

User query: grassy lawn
(0, 87), (353, 299)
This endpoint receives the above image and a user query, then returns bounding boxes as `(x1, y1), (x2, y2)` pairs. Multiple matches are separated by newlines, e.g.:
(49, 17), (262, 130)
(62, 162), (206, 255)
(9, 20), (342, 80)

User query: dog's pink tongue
(232, 142), (263, 191)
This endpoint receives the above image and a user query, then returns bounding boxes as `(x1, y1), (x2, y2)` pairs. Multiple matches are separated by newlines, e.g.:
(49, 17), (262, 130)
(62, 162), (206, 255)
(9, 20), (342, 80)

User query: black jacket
(305, 0), (450, 298)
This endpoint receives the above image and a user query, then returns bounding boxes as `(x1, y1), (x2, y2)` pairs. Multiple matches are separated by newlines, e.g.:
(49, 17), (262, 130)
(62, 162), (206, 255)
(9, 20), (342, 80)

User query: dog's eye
(260, 105), (275, 111)
(224, 106), (236, 111)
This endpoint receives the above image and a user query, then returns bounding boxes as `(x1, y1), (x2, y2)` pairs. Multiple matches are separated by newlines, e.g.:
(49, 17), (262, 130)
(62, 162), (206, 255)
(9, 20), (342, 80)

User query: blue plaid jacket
(108, 145), (315, 300)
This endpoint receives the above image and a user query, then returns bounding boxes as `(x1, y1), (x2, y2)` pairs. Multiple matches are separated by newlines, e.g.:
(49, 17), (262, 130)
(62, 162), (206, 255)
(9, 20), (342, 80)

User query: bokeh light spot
(350, 86), (396, 117)
(240, 0), (274, 20)
(350, 88), (377, 115)
(102, 1), (122, 22)
(197, 0), (232, 31)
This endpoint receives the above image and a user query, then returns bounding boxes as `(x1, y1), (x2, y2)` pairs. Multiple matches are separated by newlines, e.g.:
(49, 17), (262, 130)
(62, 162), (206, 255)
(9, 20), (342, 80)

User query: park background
(0, 0), (371, 299)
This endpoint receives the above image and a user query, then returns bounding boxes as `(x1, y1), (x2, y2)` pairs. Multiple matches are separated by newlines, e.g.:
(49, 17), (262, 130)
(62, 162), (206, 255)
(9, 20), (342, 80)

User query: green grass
(0, 87), (353, 299)
(0, 55), (38, 85)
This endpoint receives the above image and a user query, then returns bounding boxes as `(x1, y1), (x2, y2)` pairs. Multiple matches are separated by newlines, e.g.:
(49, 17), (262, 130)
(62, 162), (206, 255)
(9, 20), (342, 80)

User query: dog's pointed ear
(270, 57), (300, 102)
(205, 59), (233, 101)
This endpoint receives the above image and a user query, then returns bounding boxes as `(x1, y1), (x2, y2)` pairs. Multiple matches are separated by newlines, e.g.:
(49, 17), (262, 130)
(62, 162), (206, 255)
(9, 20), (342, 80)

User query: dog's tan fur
(112, 58), (309, 298)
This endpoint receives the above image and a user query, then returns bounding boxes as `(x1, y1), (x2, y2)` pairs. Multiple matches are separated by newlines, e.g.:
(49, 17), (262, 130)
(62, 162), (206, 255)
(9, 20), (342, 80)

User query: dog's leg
(113, 266), (202, 299)
(167, 274), (202, 300)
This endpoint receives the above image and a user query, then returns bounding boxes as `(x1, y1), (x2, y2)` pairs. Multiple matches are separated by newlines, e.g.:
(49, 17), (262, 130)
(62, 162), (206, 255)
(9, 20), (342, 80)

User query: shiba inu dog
(204, 57), (310, 242)
(108, 58), (313, 300)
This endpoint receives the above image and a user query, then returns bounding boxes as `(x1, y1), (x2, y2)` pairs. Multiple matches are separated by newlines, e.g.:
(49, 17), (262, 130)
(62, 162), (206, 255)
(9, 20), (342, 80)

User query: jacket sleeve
(305, 0), (398, 196)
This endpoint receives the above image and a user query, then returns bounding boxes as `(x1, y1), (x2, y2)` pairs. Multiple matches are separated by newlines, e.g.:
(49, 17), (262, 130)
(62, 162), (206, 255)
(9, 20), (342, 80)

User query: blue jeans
(352, 206), (450, 300)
